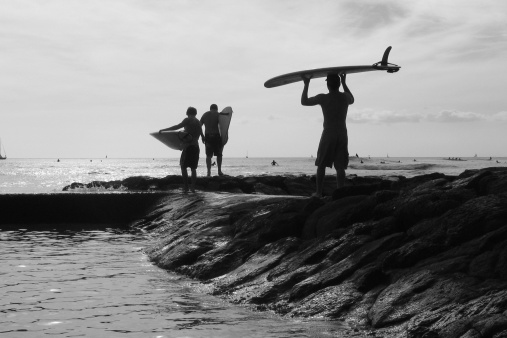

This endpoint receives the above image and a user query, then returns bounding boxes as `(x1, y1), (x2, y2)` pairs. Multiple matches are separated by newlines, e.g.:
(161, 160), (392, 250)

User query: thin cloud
(349, 109), (422, 124)
(491, 111), (507, 121)
(444, 22), (507, 62)
(404, 13), (450, 38)
(425, 110), (486, 123)
(349, 109), (492, 124)
(400, 1), (507, 63)
(340, 1), (408, 36)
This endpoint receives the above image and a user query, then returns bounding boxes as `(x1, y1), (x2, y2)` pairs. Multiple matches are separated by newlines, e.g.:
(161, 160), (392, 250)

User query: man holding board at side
(301, 73), (354, 197)
(200, 104), (224, 177)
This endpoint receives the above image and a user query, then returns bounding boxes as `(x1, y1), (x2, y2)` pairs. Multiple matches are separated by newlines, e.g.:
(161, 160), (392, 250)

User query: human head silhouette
(186, 106), (197, 116)
(326, 73), (341, 91)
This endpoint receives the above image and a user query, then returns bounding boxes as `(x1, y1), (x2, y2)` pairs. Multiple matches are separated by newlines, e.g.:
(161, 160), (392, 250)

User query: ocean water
(0, 227), (348, 338)
(0, 157), (506, 194)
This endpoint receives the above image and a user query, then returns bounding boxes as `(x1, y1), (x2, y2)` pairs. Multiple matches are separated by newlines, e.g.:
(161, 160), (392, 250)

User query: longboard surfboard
(150, 131), (193, 151)
(264, 46), (400, 88)
(218, 106), (233, 146)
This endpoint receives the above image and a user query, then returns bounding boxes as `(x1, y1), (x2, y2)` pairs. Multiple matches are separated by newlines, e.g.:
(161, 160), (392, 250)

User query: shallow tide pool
(0, 226), (351, 338)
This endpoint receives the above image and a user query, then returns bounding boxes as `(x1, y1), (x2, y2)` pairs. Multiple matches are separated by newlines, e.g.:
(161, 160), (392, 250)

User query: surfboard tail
(373, 46), (400, 73)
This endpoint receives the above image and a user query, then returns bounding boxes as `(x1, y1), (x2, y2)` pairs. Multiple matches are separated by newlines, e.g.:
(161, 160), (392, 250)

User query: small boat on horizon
(0, 138), (6, 160)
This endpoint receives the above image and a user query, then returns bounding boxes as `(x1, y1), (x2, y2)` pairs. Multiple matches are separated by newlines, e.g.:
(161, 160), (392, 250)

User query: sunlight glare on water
(1, 157), (506, 194)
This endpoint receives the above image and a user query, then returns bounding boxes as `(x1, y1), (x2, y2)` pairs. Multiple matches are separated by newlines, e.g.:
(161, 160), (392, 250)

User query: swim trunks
(315, 129), (349, 169)
(205, 133), (223, 157)
(180, 145), (200, 169)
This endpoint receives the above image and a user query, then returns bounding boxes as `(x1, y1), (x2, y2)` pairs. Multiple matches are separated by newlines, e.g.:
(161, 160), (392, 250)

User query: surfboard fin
(381, 46), (391, 66)
(373, 46), (400, 72)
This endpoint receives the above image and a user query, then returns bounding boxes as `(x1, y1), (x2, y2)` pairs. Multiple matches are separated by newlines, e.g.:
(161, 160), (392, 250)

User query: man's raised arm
(340, 74), (354, 104)
(159, 120), (185, 133)
(301, 75), (318, 106)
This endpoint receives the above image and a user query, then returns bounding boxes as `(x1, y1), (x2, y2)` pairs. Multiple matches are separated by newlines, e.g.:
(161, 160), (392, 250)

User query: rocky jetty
(65, 168), (507, 337)
(63, 172), (344, 196)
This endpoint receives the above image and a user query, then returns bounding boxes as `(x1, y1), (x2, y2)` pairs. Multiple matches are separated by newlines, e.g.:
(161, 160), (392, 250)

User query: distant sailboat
(0, 138), (6, 160)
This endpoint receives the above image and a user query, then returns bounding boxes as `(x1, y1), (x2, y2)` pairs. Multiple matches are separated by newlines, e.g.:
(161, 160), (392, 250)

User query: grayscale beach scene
(2, 1), (507, 337)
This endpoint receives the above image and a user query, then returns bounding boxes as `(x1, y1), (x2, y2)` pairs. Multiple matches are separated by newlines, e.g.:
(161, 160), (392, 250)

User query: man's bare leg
(181, 166), (189, 192)
(206, 157), (212, 176)
(190, 168), (197, 193)
(217, 155), (223, 176)
(314, 164), (326, 197)
(336, 166), (345, 189)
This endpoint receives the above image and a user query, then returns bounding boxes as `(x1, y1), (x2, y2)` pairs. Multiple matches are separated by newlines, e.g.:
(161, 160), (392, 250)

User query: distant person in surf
(159, 106), (203, 193)
(301, 73), (354, 197)
(200, 104), (224, 176)
(271, 160), (278, 166)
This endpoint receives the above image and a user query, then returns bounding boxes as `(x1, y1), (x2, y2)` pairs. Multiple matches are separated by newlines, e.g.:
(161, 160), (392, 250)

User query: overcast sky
(1, 0), (506, 158)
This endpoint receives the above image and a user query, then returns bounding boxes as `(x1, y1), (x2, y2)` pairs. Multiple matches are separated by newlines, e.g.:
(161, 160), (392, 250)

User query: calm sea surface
(0, 157), (506, 194)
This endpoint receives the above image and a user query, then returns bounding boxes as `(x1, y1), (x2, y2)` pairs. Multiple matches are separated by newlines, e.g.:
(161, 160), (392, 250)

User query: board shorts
(315, 129), (349, 169)
(180, 145), (199, 169)
(205, 133), (223, 157)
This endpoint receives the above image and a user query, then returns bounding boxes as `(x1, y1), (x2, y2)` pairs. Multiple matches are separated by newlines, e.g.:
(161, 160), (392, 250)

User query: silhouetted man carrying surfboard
(159, 107), (203, 193)
(301, 73), (354, 197)
(200, 104), (224, 176)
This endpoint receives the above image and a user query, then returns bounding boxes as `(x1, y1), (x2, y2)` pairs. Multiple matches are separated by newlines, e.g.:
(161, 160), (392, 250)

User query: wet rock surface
(70, 168), (507, 337)
(62, 172), (384, 197)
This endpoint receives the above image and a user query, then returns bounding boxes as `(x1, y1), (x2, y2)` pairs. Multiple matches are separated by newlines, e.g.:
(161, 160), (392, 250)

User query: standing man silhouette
(159, 106), (203, 193)
(200, 104), (224, 176)
(301, 73), (354, 197)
